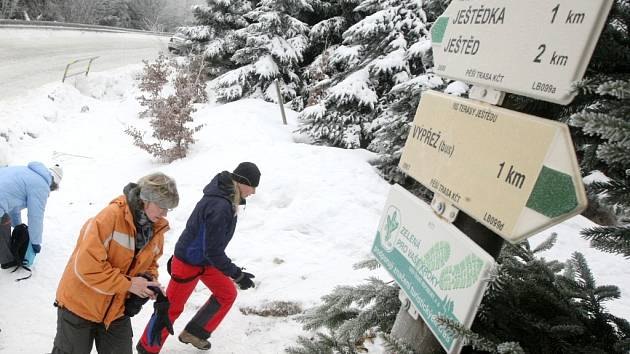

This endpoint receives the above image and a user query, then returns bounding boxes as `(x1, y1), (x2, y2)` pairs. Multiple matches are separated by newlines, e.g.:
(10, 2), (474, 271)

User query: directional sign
(431, 0), (613, 105)
(398, 90), (587, 243)
(372, 184), (495, 354)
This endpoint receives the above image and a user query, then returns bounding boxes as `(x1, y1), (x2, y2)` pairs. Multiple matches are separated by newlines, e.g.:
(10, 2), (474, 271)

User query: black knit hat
(232, 162), (261, 187)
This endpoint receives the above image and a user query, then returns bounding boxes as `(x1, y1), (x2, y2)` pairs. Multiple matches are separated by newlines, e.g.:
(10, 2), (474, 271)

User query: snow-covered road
(0, 28), (168, 100)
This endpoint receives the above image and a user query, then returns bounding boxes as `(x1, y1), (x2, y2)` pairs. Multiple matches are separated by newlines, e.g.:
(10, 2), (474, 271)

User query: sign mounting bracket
(430, 194), (459, 223)
(399, 290), (419, 320)
(469, 85), (505, 105)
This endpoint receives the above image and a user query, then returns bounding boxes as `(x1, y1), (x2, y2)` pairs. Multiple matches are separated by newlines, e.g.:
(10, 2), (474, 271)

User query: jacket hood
(203, 171), (234, 200)
(28, 161), (52, 186)
(203, 171), (247, 205)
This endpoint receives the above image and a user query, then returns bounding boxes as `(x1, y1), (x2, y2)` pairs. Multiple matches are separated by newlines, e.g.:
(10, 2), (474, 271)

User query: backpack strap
(12, 262), (32, 282)
(167, 255), (204, 283)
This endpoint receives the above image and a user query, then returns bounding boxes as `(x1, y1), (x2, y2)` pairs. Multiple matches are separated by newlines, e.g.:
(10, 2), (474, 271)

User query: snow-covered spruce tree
(178, 0), (254, 78)
(286, 271), (401, 354)
(212, 0), (312, 105)
(126, 56), (207, 162)
(298, 0), (433, 149)
(570, 77), (630, 258)
(299, 0), (364, 108)
(453, 235), (630, 354)
(546, 0), (630, 259)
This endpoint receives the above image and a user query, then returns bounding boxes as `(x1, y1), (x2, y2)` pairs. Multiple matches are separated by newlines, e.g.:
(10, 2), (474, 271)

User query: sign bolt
(433, 201), (446, 214)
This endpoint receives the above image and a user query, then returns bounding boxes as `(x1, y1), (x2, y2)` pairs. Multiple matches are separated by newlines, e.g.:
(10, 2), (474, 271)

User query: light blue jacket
(0, 162), (52, 245)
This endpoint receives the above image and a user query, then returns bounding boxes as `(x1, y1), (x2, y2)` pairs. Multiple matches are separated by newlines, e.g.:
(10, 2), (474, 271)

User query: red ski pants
(138, 256), (237, 353)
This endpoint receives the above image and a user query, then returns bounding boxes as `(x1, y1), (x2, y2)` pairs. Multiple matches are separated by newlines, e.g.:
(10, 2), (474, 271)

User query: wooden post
(274, 79), (287, 125)
(392, 291), (445, 353)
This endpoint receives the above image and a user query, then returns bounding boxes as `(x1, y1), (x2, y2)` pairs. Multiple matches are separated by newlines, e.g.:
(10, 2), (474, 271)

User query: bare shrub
(126, 54), (207, 163)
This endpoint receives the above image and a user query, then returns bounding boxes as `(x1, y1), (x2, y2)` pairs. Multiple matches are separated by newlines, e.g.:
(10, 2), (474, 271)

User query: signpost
(381, 1), (613, 351)
(430, 0), (613, 104)
(372, 184), (495, 354)
(398, 90), (587, 243)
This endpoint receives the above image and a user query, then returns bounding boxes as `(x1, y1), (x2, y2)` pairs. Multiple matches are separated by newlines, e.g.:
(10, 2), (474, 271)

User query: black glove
(124, 273), (153, 317)
(232, 269), (255, 290)
(146, 288), (174, 347)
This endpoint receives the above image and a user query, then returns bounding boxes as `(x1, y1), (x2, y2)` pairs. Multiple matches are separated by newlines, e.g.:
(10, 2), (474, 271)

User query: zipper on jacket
(102, 253), (138, 323)
(101, 223), (166, 324)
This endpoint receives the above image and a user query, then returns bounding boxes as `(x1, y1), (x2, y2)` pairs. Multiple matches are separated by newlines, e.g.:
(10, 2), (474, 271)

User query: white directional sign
(372, 184), (495, 354)
(431, 0), (613, 104)
(399, 90), (587, 243)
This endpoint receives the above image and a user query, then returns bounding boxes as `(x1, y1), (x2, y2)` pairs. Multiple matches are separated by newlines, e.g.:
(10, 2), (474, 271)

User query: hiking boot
(1, 261), (16, 269)
(178, 329), (211, 350)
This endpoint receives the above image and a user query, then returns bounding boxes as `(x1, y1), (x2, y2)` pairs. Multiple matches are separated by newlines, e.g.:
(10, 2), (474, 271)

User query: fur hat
(49, 164), (63, 186)
(231, 162), (261, 187)
(138, 172), (179, 209)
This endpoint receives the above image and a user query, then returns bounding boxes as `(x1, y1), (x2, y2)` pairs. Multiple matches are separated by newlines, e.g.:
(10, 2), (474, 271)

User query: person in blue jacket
(137, 162), (260, 353)
(0, 161), (63, 267)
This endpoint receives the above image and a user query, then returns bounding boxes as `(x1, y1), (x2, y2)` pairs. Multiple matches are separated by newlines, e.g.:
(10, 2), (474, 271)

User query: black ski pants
(52, 307), (132, 354)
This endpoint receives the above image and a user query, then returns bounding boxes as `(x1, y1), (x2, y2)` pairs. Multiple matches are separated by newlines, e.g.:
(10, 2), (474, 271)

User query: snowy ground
(0, 65), (627, 353)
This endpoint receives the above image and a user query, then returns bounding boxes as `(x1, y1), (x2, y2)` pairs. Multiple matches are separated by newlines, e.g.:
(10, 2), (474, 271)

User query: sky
(0, 60), (628, 353)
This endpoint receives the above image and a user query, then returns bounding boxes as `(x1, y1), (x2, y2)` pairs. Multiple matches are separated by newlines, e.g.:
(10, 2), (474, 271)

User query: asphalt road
(0, 27), (169, 100)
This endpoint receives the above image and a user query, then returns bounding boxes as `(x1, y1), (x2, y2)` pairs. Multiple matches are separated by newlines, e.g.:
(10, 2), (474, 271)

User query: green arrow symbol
(431, 17), (449, 43)
(526, 166), (578, 218)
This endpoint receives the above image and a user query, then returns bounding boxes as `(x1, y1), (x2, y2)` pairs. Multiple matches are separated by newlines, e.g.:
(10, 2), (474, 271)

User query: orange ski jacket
(55, 195), (169, 327)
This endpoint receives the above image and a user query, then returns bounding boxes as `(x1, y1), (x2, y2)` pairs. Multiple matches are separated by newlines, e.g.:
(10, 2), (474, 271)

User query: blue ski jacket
(174, 171), (240, 277)
(0, 161), (52, 245)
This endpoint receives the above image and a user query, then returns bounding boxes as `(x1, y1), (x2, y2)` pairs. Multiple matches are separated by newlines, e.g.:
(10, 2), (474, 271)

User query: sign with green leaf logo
(373, 184), (496, 354)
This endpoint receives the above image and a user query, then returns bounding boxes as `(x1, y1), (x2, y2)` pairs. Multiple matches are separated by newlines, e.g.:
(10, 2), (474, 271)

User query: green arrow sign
(399, 91), (587, 243)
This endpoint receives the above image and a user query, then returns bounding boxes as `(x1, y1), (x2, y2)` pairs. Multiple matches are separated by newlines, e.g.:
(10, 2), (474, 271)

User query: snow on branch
(328, 69), (377, 109)
(310, 17), (346, 42)
(407, 38), (432, 60)
(214, 64), (255, 87)
(343, 9), (394, 44)
(389, 74), (443, 94)
(299, 103), (327, 121)
(260, 0), (314, 13)
(370, 48), (406, 76)
(269, 37), (302, 65)
(254, 55), (280, 79)
(179, 26), (212, 40)
(288, 35), (309, 60)
(330, 45), (362, 67)
(204, 38), (227, 58)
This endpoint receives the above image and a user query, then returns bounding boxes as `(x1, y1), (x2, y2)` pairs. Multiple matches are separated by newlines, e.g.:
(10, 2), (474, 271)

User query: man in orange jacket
(51, 172), (179, 354)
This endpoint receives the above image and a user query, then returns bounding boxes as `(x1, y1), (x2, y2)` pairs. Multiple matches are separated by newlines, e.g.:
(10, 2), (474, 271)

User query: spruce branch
(379, 332), (418, 354)
(352, 258), (381, 270)
(532, 233), (558, 254)
(582, 226), (630, 258)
